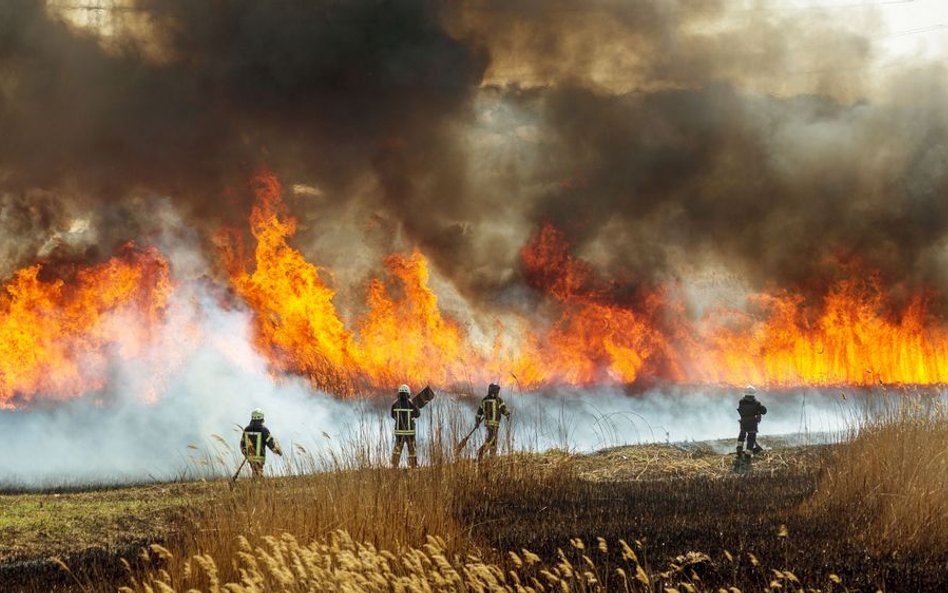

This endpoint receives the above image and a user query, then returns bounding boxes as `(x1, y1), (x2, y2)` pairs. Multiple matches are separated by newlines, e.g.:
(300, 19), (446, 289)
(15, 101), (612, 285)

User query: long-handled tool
(453, 423), (479, 456)
(230, 457), (247, 484)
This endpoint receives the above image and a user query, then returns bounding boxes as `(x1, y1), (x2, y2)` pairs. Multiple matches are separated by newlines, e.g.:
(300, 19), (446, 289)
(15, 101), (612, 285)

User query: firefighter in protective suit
(736, 386), (767, 455)
(241, 408), (283, 477)
(391, 384), (420, 468)
(476, 383), (511, 462)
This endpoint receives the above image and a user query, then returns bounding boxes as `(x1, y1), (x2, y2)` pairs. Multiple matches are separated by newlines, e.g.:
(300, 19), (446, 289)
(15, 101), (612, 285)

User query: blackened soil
(458, 468), (948, 593)
(1, 543), (154, 593)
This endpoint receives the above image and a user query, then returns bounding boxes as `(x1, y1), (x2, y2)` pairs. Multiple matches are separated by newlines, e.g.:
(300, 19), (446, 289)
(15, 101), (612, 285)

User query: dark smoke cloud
(0, 0), (487, 270)
(520, 77), (948, 300)
(410, 0), (948, 310)
(2, 0), (947, 313)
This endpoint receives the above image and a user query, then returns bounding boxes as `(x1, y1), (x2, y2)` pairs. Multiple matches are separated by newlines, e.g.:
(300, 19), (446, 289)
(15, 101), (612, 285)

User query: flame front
(515, 225), (676, 386)
(222, 173), (360, 393)
(223, 173), (491, 392)
(225, 174), (948, 392)
(5, 171), (948, 408)
(0, 244), (172, 408)
(687, 275), (948, 386)
(221, 174), (685, 392)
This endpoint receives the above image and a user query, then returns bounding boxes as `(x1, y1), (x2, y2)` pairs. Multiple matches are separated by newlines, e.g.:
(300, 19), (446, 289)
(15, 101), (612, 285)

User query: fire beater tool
(412, 385), (436, 409)
(230, 457), (247, 484)
(454, 424), (479, 455)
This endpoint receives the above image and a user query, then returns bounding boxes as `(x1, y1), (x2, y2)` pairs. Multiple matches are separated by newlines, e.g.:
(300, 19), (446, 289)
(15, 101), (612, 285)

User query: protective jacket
(737, 395), (767, 431)
(391, 396), (420, 436)
(241, 420), (279, 462)
(476, 395), (510, 428)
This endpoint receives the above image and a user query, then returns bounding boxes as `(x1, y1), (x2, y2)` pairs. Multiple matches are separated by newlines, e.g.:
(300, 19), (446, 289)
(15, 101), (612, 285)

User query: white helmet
(251, 408), (265, 421)
(398, 384), (410, 395)
(744, 385), (757, 396)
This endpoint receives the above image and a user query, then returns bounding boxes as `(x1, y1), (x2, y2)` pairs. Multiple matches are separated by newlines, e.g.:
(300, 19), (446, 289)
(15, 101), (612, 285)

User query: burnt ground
(460, 445), (948, 593)
(3, 438), (946, 592)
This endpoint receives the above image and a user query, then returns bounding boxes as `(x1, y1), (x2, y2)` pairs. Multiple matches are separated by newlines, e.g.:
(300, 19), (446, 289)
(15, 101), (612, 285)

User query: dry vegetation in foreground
(4, 396), (948, 593)
(120, 529), (847, 593)
(806, 395), (948, 554)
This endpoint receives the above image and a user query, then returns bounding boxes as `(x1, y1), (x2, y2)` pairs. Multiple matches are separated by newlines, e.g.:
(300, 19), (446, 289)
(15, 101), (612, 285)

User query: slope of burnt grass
(457, 461), (948, 592)
(6, 441), (947, 592)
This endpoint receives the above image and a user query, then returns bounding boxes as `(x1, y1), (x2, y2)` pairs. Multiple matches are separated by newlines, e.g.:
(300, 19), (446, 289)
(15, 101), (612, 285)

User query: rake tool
(454, 424), (479, 456)
(230, 457), (247, 484)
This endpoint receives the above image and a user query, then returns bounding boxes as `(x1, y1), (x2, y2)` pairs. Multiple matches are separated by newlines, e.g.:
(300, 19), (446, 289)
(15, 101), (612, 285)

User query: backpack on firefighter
(475, 383), (511, 463)
(236, 408), (283, 480)
(734, 386), (767, 470)
(391, 385), (421, 468)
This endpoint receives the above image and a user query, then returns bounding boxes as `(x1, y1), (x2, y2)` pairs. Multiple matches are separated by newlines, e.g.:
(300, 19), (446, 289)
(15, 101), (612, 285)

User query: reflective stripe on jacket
(477, 396), (509, 427)
(392, 397), (420, 436)
(241, 421), (275, 462)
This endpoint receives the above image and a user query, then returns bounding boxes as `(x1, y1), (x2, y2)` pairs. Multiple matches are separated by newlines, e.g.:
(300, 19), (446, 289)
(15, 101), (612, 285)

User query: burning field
(3, 167), (948, 406)
(2, 0), (948, 590)
(3, 0), (948, 414)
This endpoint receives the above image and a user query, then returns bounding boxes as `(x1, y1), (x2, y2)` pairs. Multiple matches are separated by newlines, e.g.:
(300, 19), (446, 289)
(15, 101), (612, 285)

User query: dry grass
(121, 529), (855, 593)
(806, 394), (948, 553)
(128, 404), (540, 590)
(9, 395), (948, 592)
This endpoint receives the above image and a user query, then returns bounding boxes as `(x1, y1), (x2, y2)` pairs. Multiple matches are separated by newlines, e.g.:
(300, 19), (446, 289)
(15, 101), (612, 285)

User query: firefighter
(736, 385), (767, 456)
(391, 384), (420, 468)
(476, 383), (511, 462)
(240, 408), (283, 477)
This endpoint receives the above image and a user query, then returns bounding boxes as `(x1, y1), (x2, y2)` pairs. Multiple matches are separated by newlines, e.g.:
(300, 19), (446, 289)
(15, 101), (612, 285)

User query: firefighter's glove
(275, 447), (284, 456)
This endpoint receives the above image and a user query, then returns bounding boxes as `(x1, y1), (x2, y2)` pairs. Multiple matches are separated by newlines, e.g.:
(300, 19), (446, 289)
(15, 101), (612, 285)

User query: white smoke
(0, 284), (362, 488)
(480, 385), (855, 455)
(0, 326), (858, 489)
(0, 215), (871, 488)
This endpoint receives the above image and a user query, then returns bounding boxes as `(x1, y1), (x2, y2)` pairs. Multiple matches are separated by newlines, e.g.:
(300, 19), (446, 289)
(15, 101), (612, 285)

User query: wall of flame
(2, 171), (947, 409)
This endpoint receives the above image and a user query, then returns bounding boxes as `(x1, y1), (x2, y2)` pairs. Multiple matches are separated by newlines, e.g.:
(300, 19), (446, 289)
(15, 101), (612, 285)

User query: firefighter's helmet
(745, 385), (757, 396)
(398, 384), (411, 395)
(251, 408), (265, 421)
(488, 383), (500, 396)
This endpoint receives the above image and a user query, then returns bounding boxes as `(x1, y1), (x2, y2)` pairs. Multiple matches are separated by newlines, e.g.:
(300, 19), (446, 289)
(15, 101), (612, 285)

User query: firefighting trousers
(477, 426), (500, 462)
(392, 435), (417, 468)
(737, 429), (760, 452)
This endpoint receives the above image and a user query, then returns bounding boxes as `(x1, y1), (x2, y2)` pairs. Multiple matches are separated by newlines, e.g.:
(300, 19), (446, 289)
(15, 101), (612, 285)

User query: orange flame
(357, 251), (478, 386)
(685, 274), (948, 386)
(223, 176), (680, 393)
(227, 174), (948, 392)
(0, 244), (173, 408)
(515, 225), (678, 386)
(222, 173), (360, 393)
(6, 171), (948, 406)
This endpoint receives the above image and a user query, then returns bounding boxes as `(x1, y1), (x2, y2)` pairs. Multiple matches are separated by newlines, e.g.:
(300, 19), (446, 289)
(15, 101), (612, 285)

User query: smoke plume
(0, 1), (943, 297)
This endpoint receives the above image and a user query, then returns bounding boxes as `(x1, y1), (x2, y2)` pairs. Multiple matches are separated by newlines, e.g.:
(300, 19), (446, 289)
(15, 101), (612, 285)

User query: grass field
(2, 396), (947, 593)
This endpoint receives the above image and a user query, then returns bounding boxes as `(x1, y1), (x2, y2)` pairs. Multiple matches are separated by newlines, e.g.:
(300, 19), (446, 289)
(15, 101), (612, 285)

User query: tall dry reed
(806, 393), (948, 553)
(121, 529), (856, 593)
(146, 401), (558, 590)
